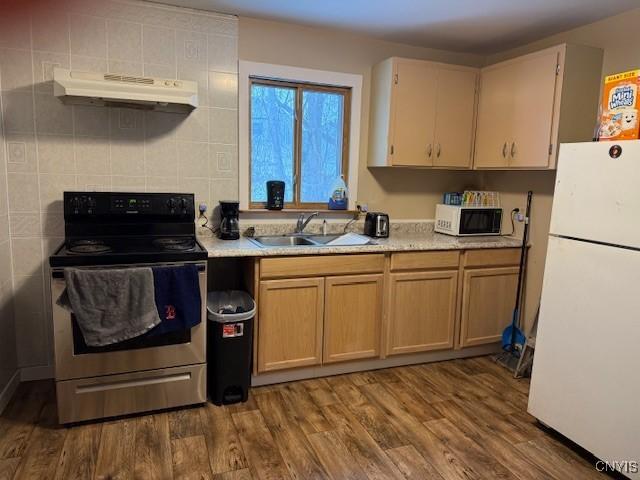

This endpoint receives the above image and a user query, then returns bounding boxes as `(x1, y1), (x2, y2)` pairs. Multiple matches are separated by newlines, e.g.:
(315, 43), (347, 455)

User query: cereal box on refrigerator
(598, 69), (640, 141)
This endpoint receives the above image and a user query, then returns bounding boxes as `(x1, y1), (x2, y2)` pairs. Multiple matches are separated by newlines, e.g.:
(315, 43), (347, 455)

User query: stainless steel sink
(248, 233), (372, 248)
(249, 235), (317, 247)
(304, 234), (341, 244)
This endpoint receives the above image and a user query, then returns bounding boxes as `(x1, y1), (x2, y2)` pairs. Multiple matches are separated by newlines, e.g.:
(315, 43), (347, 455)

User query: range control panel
(64, 192), (195, 218)
(111, 196), (153, 212)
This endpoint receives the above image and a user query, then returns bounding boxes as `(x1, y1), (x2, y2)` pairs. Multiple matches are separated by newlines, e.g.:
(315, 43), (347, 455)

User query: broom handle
(514, 191), (533, 322)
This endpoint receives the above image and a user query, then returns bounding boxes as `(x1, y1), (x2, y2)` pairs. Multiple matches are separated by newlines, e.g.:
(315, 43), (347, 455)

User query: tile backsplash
(0, 0), (239, 370)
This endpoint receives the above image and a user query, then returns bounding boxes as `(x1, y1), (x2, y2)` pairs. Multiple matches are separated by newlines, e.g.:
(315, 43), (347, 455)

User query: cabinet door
(258, 278), (324, 372)
(433, 68), (477, 169)
(387, 271), (457, 356)
(474, 63), (516, 168)
(460, 267), (519, 347)
(509, 50), (559, 168)
(323, 274), (383, 363)
(390, 60), (437, 166)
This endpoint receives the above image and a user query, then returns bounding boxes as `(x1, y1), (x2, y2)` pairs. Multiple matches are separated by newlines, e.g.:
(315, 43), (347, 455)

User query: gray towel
(57, 267), (161, 347)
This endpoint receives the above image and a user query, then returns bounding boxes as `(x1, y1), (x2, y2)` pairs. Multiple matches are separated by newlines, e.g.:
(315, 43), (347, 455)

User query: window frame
(248, 76), (352, 210)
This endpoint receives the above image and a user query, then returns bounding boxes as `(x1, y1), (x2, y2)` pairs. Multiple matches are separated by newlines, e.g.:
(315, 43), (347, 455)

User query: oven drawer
(56, 364), (206, 424)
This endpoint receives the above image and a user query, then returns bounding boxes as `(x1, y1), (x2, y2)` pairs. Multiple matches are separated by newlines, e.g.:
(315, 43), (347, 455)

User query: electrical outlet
(357, 203), (369, 213)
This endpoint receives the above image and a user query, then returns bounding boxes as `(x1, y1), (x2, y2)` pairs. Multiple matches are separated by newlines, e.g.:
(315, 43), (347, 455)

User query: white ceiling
(156, 0), (639, 53)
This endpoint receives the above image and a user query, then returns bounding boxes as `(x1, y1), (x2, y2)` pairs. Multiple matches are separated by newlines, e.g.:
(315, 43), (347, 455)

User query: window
(249, 77), (351, 209)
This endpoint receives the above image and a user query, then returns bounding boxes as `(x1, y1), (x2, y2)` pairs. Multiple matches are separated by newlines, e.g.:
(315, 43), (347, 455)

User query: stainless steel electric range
(49, 191), (208, 424)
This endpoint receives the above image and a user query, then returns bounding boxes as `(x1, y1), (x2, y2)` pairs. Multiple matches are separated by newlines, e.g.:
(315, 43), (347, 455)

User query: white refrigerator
(529, 141), (640, 479)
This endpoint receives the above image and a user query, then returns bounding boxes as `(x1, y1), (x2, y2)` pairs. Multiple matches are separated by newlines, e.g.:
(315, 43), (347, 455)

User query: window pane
(300, 90), (345, 203)
(250, 84), (295, 203)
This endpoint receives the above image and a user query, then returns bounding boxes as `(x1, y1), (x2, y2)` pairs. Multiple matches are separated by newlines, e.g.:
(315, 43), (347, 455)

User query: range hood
(53, 68), (198, 113)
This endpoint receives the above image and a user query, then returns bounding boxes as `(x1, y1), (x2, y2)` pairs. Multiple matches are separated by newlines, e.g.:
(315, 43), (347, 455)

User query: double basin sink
(249, 233), (365, 248)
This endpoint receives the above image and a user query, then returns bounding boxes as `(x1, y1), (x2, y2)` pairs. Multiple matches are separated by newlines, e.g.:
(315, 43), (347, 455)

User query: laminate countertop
(199, 231), (523, 258)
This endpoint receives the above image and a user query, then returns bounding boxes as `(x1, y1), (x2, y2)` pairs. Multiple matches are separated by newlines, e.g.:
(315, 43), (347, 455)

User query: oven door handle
(51, 263), (206, 279)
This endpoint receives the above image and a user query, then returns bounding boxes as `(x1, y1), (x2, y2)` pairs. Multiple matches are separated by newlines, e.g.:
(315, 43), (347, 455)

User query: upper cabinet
(434, 68), (479, 168)
(368, 45), (603, 171)
(368, 58), (478, 169)
(475, 44), (603, 170)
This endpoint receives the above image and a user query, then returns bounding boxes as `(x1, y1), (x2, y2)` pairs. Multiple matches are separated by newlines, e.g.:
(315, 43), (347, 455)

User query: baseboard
(0, 370), (21, 415)
(251, 343), (500, 386)
(21, 364), (54, 381)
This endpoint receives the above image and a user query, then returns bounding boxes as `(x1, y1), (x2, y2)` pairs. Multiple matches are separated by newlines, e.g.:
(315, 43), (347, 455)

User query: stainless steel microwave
(435, 204), (502, 236)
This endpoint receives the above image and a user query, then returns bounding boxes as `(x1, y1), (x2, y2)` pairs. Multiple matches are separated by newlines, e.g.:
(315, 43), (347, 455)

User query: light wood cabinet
(390, 250), (459, 271)
(256, 255), (386, 372)
(260, 254), (385, 279)
(387, 270), (458, 355)
(253, 248), (524, 375)
(474, 44), (603, 169)
(323, 274), (383, 363)
(458, 248), (521, 348)
(368, 57), (478, 169)
(475, 48), (558, 169)
(472, 63), (517, 168)
(391, 61), (438, 166)
(369, 44), (602, 171)
(433, 67), (478, 168)
(258, 277), (324, 372)
(459, 267), (519, 347)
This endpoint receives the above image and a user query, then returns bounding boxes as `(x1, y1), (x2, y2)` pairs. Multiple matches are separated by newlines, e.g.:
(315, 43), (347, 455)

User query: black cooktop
(50, 236), (208, 268)
(49, 191), (209, 268)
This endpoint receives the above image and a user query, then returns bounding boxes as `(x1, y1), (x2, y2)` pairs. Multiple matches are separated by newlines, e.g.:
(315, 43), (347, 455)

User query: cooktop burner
(67, 239), (113, 255)
(152, 237), (196, 252)
(52, 236), (207, 267)
(49, 192), (208, 268)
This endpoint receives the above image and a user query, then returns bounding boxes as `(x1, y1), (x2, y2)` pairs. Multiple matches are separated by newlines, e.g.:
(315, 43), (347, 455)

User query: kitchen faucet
(295, 212), (319, 233)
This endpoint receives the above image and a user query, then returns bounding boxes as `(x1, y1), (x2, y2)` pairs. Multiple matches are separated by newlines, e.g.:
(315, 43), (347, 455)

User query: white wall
(0, 0), (239, 374)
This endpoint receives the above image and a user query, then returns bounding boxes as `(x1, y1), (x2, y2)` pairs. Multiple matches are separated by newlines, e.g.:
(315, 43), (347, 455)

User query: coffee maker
(219, 200), (240, 240)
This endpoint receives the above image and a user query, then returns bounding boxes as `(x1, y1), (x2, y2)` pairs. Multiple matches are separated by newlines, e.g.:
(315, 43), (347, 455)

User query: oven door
(459, 208), (502, 235)
(51, 262), (207, 381)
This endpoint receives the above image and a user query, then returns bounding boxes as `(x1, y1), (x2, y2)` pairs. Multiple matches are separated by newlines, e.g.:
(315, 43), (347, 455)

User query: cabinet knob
(436, 143), (441, 158)
(427, 144), (432, 158)
(511, 142), (517, 158)
(502, 142), (508, 158)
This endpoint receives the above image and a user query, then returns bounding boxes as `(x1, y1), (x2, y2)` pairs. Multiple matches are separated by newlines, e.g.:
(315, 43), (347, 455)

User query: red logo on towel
(165, 305), (176, 320)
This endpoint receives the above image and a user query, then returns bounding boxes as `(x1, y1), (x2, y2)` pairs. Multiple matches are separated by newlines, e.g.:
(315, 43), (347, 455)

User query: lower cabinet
(257, 262), (384, 373)
(459, 266), (519, 347)
(386, 270), (458, 355)
(254, 250), (520, 375)
(257, 277), (325, 372)
(323, 274), (383, 364)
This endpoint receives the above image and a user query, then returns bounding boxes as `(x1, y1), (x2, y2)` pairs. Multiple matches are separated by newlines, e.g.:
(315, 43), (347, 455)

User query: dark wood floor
(0, 356), (609, 480)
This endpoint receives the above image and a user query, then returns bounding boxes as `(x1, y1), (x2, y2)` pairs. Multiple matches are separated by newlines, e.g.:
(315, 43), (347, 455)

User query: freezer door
(551, 141), (640, 249)
(529, 235), (640, 478)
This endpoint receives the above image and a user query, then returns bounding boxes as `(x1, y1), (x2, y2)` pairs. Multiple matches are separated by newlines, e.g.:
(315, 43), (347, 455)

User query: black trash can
(206, 290), (255, 406)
